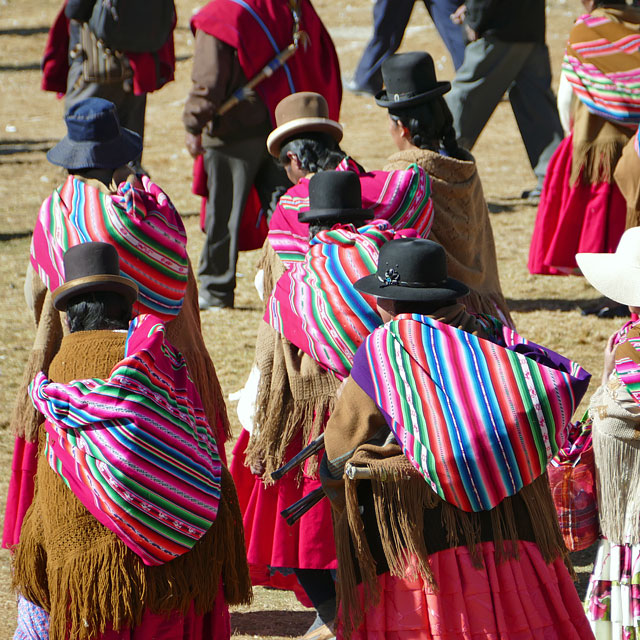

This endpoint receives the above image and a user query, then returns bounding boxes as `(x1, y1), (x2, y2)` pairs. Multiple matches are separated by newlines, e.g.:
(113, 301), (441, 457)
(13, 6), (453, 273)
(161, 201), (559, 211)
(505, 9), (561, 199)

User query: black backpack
(89, 0), (175, 53)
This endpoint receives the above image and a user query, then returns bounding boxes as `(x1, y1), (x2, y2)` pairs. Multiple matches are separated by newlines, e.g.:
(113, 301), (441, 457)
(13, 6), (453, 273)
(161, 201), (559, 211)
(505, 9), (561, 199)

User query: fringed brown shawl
(245, 320), (339, 481)
(12, 331), (251, 640)
(384, 149), (513, 327)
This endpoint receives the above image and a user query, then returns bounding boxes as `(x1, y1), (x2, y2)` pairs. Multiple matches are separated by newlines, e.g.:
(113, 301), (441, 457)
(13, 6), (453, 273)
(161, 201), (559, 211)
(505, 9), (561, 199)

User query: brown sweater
(13, 331), (251, 640)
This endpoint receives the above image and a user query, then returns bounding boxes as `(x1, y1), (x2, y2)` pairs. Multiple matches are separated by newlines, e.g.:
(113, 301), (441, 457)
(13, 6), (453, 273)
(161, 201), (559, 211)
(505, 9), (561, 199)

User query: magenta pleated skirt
(339, 541), (594, 640)
(528, 133), (626, 276)
(230, 429), (336, 594)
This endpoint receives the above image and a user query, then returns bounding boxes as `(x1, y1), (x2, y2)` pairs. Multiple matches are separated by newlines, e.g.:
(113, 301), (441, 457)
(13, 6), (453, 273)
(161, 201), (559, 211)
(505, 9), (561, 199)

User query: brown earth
(0, 0), (615, 638)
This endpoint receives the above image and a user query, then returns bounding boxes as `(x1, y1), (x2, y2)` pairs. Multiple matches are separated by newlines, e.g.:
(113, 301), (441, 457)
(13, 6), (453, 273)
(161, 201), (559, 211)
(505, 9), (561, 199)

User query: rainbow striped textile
(563, 9), (640, 125)
(614, 319), (640, 403)
(31, 175), (189, 321)
(265, 220), (405, 380)
(30, 315), (222, 566)
(267, 157), (433, 267)
(351, 314), (591, 512)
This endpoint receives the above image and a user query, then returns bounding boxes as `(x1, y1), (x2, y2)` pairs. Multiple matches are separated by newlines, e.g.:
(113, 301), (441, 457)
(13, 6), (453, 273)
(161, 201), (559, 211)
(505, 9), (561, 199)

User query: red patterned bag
(548, 415), (599, 551)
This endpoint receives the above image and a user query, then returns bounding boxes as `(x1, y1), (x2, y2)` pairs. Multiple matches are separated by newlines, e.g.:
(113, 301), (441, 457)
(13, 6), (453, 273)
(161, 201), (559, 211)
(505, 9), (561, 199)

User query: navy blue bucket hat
(47, 98), (142, 170)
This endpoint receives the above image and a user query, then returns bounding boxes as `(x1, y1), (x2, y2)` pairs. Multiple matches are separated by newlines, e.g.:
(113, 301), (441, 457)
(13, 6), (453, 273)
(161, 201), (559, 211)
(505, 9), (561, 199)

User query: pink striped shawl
(31, 175), (188, 321)
(267, 157), (433, 266)
(30, 315), (221, 566)
(265, 220), (408, 380)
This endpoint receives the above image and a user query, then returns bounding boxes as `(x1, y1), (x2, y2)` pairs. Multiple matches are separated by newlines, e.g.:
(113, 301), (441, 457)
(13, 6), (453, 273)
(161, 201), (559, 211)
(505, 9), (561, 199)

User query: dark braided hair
(66, 291), (132, 333)
(278, 132), (346, 173)
(388, 97), (467, 160)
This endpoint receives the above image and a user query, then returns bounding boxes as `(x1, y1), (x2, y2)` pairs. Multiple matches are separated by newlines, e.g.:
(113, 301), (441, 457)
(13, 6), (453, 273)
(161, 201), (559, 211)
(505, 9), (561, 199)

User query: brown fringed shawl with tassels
(12, 330), (251, 640)
(245, 320), (339, 481)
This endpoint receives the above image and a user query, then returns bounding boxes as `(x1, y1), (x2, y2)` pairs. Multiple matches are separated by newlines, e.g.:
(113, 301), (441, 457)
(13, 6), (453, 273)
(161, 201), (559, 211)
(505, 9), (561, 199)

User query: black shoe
(581, 300), (628, 318)
(521, 186), (542, 201)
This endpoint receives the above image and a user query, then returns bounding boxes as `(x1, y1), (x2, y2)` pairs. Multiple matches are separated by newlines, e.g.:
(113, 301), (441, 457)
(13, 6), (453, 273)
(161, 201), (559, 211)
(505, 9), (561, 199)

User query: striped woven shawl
(29, 315), (222, 566)
(265, 220), (406, 380)
(31, 175), (188, 320)
(267, 157), (433, 266)
(563, 7), (640, 124)
(351, 314), (591, 512)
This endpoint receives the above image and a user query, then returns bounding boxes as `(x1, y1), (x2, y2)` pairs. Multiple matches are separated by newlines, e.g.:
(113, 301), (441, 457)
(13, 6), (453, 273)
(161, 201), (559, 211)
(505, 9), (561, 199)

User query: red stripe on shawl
(191, 0), (341, 122)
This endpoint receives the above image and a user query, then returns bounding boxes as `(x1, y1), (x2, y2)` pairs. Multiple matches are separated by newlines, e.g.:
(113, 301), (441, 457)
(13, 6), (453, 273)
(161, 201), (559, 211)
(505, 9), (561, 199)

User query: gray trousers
(199, 136), (287, 307)
(445, 37), (563, 183)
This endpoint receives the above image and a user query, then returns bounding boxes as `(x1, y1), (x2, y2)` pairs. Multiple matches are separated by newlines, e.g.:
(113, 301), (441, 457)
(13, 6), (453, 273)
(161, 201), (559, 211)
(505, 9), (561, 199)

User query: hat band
(377, 268), (447, 289)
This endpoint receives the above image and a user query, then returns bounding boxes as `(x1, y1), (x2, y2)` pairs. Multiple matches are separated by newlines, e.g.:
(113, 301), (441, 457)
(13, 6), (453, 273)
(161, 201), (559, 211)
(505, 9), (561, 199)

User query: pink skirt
(15, 591), (230, 640)
(3, 435), (39, 549)
(340, 541), (594, 640)
(230, 429), (336, 597)
(528, 133), (626, 276)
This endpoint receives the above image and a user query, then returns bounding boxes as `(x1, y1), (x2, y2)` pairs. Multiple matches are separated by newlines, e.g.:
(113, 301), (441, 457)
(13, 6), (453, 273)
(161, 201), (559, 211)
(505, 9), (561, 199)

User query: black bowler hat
(53, 242), (139, 311)
(375, 52), (451, 109)
(47, 98), (142, 170)
(355, 238), (469, 302)
(298, 171), (373, 224)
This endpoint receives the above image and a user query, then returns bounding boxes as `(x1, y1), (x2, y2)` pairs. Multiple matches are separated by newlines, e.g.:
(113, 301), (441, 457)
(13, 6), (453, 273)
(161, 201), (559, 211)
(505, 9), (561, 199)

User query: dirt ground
(0, 0), (617, 638)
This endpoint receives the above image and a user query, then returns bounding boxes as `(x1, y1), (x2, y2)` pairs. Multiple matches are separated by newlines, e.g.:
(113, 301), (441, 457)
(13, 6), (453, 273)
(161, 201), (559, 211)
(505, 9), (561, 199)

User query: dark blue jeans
(353, 0), (465, 93)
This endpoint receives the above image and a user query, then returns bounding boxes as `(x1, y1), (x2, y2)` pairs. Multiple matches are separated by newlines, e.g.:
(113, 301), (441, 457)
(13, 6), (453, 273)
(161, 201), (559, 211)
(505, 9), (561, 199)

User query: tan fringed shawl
(12, 331), (251, 640)
(245, 320), (339, 481)
(571, 101), (634, 186)
(590, 375), (640, 546)
(257, 238), (286, 311)
(614, 134), (640, 229)
(11, 261), (230, 445)
(384, 149), (513, 327)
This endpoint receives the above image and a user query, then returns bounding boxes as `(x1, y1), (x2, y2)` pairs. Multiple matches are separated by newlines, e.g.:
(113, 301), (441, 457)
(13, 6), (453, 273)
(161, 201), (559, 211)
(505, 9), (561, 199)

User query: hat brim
(375, 81), (451, 109)
(576, 252), (640, 307)
(267, 117), (343, 157)
(298, 207), (373, 224)
(47, 127), (142, 170)
(354, 273), (469, 302)
(53, 274), (139, 311)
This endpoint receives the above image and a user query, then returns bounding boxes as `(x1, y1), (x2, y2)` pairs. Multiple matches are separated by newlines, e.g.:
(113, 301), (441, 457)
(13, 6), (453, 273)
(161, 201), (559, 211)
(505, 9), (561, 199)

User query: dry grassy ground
(0, 0), (616, 637)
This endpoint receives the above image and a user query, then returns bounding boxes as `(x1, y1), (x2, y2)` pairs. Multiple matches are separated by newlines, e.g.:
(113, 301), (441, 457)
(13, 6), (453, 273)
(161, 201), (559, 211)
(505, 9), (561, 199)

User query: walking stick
(271, 433), (325, 481)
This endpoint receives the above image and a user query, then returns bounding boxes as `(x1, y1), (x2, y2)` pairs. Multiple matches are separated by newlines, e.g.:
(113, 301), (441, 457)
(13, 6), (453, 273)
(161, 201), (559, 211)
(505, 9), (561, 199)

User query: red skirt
(3, 435), (38, 548)
(528, 133), (626, 276)
(340, 541), (594, 640)
(230, 430), (337, 595)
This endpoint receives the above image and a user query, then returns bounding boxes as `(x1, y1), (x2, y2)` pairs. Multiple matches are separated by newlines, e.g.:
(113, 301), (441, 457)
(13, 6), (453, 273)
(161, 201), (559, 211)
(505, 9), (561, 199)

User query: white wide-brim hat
(576, 226), (640, 306)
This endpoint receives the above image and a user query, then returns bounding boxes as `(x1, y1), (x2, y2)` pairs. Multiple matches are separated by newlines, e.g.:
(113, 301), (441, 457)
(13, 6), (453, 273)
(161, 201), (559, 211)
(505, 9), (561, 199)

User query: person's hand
(602, 331), (618, 385)
(185, 132), (203, 158)
(451, 4), (466, 24)
(464, 23), (477, 41)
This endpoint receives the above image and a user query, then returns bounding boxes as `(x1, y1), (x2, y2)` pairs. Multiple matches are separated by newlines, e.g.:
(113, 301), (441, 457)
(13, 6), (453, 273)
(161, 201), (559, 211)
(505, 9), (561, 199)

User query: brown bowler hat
(266, 92), (343, 157)
(52, 242), (139, 311)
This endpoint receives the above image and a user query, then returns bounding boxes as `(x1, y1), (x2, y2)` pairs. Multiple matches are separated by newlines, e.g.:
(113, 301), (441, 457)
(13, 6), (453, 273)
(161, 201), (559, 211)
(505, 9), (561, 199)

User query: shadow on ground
(0, 139), (58, 156)
(506, 297), (596, 313)
(231, 610), (315, 637)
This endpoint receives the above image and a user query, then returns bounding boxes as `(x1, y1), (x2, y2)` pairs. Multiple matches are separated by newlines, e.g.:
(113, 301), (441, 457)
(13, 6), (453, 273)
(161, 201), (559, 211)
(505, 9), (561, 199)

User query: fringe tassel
(593, 428), (640, 545)
(248, 323), (337, 481)
(571, 140), (626, 186)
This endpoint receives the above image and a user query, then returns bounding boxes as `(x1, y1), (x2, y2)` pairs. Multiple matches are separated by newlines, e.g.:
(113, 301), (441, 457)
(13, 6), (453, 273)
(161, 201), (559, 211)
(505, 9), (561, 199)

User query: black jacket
(466, 0), (546, 43)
